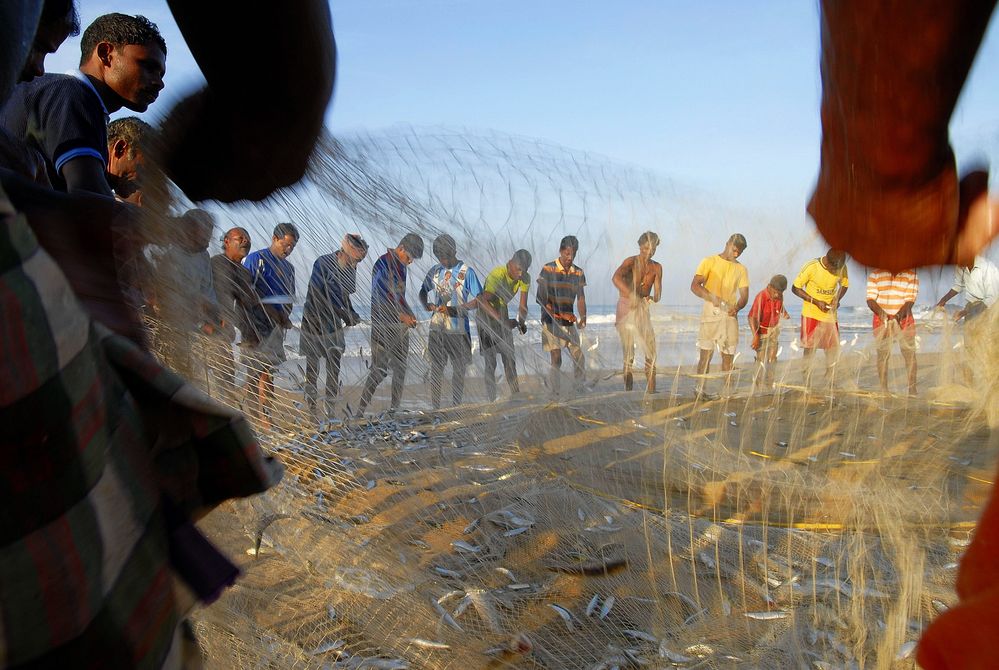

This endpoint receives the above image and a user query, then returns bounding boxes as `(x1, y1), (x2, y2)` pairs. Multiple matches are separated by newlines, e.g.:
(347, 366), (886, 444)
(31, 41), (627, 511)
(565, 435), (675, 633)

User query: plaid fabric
(0, 187), (281, 668)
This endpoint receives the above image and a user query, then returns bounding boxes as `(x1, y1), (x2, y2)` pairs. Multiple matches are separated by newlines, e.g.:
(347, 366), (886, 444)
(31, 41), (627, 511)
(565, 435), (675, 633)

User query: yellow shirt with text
(794, 258), (849, 322)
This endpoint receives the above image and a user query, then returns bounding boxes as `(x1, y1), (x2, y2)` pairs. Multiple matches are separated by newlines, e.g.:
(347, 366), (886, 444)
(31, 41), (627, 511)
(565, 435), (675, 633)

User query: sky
(43, 2), (999, 304)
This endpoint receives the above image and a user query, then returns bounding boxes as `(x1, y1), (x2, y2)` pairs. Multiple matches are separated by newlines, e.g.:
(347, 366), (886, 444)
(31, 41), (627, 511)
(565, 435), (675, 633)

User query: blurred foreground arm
(161, 1), (335, 202)
(809, 0), (997, 271)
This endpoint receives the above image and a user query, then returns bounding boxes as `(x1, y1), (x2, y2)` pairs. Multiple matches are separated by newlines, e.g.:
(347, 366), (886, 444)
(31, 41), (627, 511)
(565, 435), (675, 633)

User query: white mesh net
(140, 126), (998, 669)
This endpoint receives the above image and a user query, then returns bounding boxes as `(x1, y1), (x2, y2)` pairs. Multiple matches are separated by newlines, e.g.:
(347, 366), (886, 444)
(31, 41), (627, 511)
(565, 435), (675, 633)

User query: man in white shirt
(935, 256), (999, 321)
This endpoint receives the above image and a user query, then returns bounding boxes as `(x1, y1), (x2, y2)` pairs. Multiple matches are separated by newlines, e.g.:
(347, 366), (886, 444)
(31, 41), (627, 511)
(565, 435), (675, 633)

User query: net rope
(138, 126), (998, 669)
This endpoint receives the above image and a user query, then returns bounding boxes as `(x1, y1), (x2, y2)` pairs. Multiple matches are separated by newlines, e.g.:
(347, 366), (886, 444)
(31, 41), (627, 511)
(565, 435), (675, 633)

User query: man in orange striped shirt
(865, 268), (919, 395)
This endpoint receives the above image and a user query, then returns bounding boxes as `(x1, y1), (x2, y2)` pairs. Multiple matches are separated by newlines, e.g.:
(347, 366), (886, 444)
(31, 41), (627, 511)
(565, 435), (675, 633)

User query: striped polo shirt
(866, 269), (918, 315)
(537, 259), (586, 324)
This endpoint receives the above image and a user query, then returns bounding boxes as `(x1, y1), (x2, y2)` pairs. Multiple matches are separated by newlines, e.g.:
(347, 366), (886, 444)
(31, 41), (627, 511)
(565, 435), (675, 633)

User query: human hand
(814, 300), (831, 314)
(578, 316), (587, 330)
(201, 323), (216, 336)
(751, 332), (761, 350)
(400, 313), (417, 328)
(518, 318), (527, 334)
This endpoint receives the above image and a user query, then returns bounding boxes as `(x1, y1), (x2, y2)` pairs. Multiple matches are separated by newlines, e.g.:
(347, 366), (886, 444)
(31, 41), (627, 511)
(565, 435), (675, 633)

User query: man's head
(824, 248), (846, 270)
(342, 233), (368, 265)
(20, 0), (79, 82)
(222, 227), (251, 262)
(558, 235), (579, 267)
(638, 231), (660, 259)
(79, 14), (166, 113)
(432, 234), (457, 266)
(508, 248), (532, 281)
(767, 274), (788, 299)
(723, 233), (747, 260)
(179, 208), (214, 252)
(107, 116), (153, 202)
(270, 223), (299, 259)
(396, 233), (424, 266)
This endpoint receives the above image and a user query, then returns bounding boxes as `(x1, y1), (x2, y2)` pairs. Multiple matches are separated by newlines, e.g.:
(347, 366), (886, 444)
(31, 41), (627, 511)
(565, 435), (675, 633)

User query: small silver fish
(586, 594), (601, 617)
(932, 599), (949, 613)
(896, 640), (917, 660)
(698, 552), (717, 570)
(599, 595), (616, 619)
(431, 597), (464, 632)
(577, 508), (586, 521)
(503, 526), (530, 537)
(407, 539), (430, 550)
(549, 604), (575, 631)
(623, 629), (657, 643)
(507, 583), (533, 590)
(451, 540), (482, 553)
(745, 610), (790, 620)
(462, 518), (480, 534)
(326, 603), (337, 620)
(659, 646), (693, 663)
(494, 567), (517, 582)
(433, 566), (461, 579)
(407, 638), (450, 650)
(308, 639), (345, 655)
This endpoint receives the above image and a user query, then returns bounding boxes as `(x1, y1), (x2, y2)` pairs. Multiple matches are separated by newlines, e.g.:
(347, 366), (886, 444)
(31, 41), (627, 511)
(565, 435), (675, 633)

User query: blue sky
(43, 2), (999, 303)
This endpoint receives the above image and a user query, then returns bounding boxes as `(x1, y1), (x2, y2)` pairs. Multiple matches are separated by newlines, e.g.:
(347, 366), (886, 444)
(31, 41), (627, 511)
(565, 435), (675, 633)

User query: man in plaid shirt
(0, 2), (334, 665)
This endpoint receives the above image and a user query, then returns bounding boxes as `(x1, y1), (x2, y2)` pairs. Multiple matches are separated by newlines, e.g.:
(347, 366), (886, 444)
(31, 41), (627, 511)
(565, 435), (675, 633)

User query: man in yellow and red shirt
(866, 268), (918, 395)
(792, 249), (849, 383)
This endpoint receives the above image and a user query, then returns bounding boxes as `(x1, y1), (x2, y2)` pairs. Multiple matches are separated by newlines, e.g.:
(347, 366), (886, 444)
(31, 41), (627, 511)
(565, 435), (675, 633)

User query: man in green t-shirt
(477, 249), (532, 401)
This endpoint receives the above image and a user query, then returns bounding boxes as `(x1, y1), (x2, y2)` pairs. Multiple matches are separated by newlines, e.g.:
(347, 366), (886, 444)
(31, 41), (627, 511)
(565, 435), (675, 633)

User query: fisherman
(689, 233), (749, 399)
(419, 234), (483, 409)
(0, 12), (166, 195)
(747, 274), (789, 388)
(106, 116), (153, 204)
(934, 255), (999, 323)
(612, 231), (663, 393)
(865, 267), (919, 396)
(151, 208), (220, 379)
(244, 222), (299, 430)
(210, 227), (259, 404)
(537, 235), (587, 397)
(791, 248), (849, 386)
(477, 249), (532, 401)
(357, 233), (424, 415)
(301, 233), (368, 420)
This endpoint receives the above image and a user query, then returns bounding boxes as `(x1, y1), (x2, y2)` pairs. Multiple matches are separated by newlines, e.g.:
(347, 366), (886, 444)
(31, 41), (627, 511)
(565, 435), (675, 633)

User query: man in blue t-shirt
(357, 233), (424, 415)
(243, 222), (299, 430)
(0, 13), (167, 195)
(419, 234), (483, 409)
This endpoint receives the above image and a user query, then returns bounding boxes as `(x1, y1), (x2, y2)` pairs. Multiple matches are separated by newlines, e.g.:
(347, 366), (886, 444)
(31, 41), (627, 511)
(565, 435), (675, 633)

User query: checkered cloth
(0, 187), (282, 668)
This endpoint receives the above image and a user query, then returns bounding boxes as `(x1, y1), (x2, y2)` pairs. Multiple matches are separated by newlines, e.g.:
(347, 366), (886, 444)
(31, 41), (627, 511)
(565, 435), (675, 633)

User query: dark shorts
(429, 329), (471, 367)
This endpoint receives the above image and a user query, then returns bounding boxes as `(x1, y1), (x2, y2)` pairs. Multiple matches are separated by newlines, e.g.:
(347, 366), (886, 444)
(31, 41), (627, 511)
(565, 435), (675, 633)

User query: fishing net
(138, 126), (998, 669)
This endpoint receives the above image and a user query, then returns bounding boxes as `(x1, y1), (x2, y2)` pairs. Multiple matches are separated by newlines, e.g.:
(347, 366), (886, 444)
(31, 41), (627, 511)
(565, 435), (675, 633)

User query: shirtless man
(612, 231), (663, 393)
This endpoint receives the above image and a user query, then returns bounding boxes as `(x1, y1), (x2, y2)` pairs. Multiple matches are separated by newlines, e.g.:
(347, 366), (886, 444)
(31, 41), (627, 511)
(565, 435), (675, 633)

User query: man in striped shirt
(866, 268), (919, 395)
(537, 235), (587, 397)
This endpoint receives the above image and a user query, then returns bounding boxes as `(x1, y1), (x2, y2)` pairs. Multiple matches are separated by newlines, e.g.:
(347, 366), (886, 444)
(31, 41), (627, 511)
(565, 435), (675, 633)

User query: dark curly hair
(80, 13), (166, 65)
(107, 116), (154, 158)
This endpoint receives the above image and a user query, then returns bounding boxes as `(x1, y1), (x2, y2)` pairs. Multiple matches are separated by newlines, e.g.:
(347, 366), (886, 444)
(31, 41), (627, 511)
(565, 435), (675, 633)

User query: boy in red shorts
(748, 274), (789, 387)
(792, 249), (849, 386)
(866, 268), (918, 395)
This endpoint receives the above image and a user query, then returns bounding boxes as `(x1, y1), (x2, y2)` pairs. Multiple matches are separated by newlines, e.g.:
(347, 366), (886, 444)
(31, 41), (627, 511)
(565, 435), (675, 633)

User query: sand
(191, 349), (995, 669)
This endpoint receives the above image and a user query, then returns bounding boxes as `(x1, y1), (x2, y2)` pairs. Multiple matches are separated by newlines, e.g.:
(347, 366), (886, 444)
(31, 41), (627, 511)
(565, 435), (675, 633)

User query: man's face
(725, 241), (744, 259)
(20, 19), (73, 82)
(639, 241), (657, 260)
(106, 42), (166, 112)
(271, 234), (297, 259)
(826, 250), (846, 269)
(767, 286), (783, 300)
(508, 261), (525, 281)
(108, 142), (145, 201)
(559, 246), (576, 267)
(397, 247), (415, 266)
(224, 230), (251, 261)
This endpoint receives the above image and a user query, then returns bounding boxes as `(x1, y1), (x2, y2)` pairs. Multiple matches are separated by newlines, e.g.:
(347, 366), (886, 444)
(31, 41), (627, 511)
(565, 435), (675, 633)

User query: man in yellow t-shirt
(477, 249), (531, 401)
(792, 249), (849, 381)
(690, 233), (750, 399)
